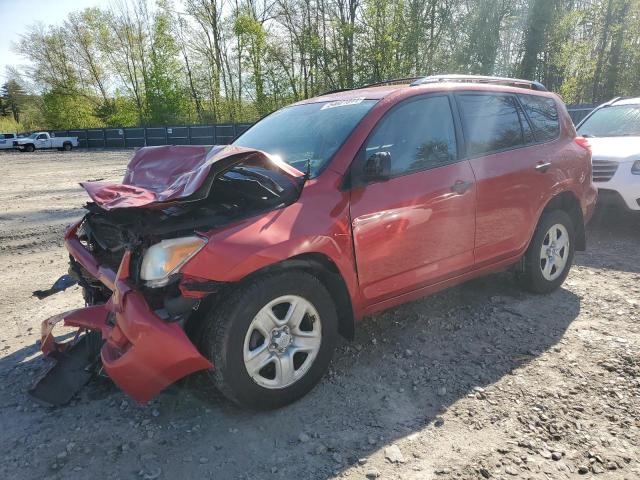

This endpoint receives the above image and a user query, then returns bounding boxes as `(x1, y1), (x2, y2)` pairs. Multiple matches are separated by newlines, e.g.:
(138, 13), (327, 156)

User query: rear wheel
(200, 270), (338, 410)
(519, 210), (575, 294)
(63, 142), (72, 151)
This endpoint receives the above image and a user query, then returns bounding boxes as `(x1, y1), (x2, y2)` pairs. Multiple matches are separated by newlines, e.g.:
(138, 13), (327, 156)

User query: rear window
(456, 94), (525, 156)
(518, 94), (560, 142)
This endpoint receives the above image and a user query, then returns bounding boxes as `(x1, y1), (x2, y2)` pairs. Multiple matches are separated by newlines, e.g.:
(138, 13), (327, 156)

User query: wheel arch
(187, 252), (356, 352)
(541, 190), (586, 251)
(245, 253), (356, 341)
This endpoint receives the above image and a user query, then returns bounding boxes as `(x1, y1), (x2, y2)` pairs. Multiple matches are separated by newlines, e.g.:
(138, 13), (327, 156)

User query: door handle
(535, 161), (551, 172)
(451, 180), (473, 194)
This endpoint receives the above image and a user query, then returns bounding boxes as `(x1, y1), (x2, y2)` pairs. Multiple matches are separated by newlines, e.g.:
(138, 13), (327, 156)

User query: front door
(349, 95), (476, 303)
(37, 134), (50, 149)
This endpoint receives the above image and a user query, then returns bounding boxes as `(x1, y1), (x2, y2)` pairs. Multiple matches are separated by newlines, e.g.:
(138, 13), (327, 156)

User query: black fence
(49, 123), (253, 149)
(43, 105), (594, 149)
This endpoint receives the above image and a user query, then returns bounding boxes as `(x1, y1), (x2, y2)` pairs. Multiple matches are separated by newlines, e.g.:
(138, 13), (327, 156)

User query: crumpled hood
(588, 136), (640, 162)
(81, 145), (304, 210)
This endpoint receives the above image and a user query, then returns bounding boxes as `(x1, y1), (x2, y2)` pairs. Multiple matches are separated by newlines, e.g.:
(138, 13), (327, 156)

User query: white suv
(577, 97), (640, 211)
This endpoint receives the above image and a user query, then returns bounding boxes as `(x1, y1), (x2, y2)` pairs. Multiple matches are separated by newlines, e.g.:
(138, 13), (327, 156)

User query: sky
(0, 0), (106, 83)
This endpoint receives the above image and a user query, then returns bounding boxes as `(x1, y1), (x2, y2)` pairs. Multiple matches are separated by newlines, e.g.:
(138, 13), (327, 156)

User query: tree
(1, 80), (27, 123)
(518, 0), (557, 79)
(145, 0), (189, 124)
(8, 0), (640, 128)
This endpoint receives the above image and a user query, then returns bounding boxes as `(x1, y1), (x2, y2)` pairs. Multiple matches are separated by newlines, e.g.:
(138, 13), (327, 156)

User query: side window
(456, 94), (524, 157)
(518, 94), (560, 142)
(364, 95), (457, 176)
(37, 134), (47, 140)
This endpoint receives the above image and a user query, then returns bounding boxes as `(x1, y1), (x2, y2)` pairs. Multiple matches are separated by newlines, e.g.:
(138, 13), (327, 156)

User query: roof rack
(361, 77), (424, 88)
(411, 74), (548, 92)
(319, 77), (422, 97)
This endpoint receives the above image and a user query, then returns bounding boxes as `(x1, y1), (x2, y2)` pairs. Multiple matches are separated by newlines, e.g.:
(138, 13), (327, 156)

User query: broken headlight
(140, 236), (207, 287)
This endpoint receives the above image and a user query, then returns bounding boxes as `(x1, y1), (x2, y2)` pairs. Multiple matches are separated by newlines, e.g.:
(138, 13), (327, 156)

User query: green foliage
(1, 80), (27, 123)
(102, 96), (141, 127)
(0, 116), (23, 133)
(145, 0), (190, 124)
(42, 89), (103, 129)
(9, 0), (640, 130)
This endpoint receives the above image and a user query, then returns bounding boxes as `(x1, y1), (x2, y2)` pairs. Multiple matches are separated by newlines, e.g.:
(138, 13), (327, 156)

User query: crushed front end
(32, 145), (305, 405)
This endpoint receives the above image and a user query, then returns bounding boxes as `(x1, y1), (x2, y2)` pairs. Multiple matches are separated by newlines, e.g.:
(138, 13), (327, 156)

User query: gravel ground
(0, 149), (638, 480)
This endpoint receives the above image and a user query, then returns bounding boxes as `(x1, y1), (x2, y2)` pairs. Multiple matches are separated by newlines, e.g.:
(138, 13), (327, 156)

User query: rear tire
(200, 270), (338, 410)
(519, 210), (575, 294)
(63, 143), (72, 151)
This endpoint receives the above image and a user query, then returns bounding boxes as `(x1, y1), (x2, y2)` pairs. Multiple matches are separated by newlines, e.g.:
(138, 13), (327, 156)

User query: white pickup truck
(13, 132), (79, 152)
(0, 133), (17, 150)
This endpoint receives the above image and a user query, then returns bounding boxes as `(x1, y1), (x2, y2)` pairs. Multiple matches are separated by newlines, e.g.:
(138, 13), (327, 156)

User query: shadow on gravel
(575, 205), (640, 274)
(2, 272), (580, 479)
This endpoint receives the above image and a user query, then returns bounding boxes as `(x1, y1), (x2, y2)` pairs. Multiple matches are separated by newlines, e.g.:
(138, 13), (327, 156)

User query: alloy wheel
(243, 295), (322, 389)
(539, 223), (570, 281)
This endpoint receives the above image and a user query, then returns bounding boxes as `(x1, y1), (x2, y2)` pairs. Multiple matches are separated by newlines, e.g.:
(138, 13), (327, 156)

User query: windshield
(578, 105), (640, 137)
(27, 133), (38, 139)
(233, 99), (377, 177)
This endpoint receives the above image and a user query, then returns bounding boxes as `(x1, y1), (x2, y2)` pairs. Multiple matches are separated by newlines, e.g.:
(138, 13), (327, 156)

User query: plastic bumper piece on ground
(40, 221), (212, 403)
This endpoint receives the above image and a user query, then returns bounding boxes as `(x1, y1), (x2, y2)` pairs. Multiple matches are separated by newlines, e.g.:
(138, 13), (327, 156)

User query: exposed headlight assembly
(140, 236), (207, 287)
(632, 160), (640, 175)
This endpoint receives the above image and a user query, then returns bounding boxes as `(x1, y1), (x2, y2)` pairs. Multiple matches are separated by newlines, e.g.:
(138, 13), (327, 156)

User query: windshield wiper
(232, 167), (284, 197)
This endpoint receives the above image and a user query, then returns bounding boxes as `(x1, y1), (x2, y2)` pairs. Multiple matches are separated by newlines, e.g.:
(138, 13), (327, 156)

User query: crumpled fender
(80, 144), (304, 210)
(39, 251), (213, 403)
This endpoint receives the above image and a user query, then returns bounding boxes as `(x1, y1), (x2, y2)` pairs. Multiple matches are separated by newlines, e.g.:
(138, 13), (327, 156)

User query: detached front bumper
(40, 221), (212, 403)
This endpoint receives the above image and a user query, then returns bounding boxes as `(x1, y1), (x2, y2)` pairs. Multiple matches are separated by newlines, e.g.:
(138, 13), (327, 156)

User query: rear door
(454, 92), (560, 267)
(349, 94), (476, 303)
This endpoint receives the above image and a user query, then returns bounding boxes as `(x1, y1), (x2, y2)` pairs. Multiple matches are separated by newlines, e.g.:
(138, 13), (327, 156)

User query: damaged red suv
(34, 75), (596, 409)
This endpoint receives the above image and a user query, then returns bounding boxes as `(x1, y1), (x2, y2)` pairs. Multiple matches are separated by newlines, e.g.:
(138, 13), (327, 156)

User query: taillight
(574, 136), (591, 152)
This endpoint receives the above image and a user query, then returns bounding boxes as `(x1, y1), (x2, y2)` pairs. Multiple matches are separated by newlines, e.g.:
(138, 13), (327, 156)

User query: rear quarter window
(518, 94), (560, 142)
(456, 93), (525, 157)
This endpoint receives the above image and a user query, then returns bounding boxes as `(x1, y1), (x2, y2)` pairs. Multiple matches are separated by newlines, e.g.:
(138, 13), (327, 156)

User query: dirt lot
(0, 149), (638, 480)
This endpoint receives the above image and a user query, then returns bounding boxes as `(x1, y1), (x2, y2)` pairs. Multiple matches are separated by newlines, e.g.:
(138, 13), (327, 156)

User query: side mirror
(363, 151), (391, 182)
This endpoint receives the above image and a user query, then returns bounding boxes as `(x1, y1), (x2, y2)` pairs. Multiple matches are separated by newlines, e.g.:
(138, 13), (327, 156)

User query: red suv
(34, 75), (596, 409)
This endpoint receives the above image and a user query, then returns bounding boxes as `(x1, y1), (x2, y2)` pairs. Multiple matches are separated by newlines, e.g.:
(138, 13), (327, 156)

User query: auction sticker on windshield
(321, 97), (365, 109)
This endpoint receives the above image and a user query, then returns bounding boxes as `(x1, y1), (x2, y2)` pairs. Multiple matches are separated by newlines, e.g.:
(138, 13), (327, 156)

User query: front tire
(25, 144), (35, 153)
(200, 271), (338, 410)
(519, 210), (575, 294)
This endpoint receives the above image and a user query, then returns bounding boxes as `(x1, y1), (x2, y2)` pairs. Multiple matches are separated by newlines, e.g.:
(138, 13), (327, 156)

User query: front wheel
(519, 210), (575, 294)
(24, 144), (35, 153)
(200, 270), (338, 410)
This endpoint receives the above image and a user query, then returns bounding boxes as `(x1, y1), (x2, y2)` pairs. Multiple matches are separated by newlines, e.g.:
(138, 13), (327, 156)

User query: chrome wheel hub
(269, 326), (293, 353)
(539, 223), (570, 281)
(243, 295), (322, 389)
